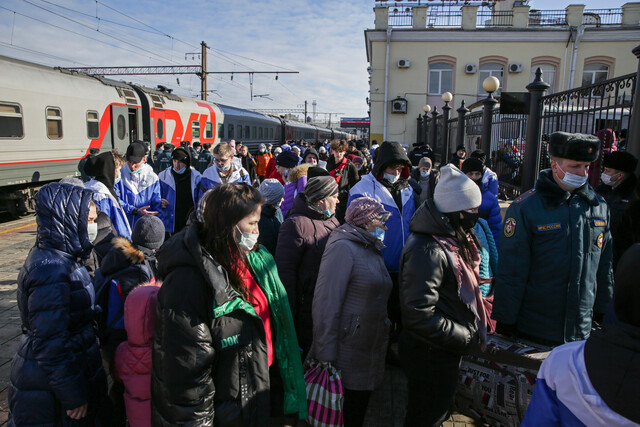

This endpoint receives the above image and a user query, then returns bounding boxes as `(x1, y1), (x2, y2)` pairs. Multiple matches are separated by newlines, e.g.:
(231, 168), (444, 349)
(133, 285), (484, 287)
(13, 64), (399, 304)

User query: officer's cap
(548, 132), (600, 162)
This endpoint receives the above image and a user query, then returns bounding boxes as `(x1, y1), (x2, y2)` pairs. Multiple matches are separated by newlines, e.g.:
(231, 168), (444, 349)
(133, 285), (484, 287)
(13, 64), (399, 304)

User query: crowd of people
(6, 130), (640, 427)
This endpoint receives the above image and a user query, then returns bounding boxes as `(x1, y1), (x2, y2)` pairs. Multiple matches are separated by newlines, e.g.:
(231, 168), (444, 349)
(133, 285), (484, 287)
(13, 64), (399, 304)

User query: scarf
(328, 157), (348, 184)
(433, 235), (488, 346)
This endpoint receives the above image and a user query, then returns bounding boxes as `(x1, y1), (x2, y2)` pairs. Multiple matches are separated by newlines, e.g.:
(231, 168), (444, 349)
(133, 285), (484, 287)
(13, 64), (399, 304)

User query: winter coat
(282, 163), (311, 218)
(478, 187), (502, 249)
(348, 142), (415, 274)
(326, 156), (359, 222)
(408, 145), (434, 166)
(309, 223), (392, 390)
(198, 163), (251, 199)
(256, 152), (273, 177)
(158, 167), (202, 233)
(258, 204), (282, 257)
(154, 150), (172, 174)
(523, 323), (640, 426)
(86, 178), (132, 239)
(8, 183), (108, 426)
(275, 193), (340, 354)
(114, 284), (159, 427)
(151, 225), (307, 426)
(410, 168), (440, 205)
(492, 169), (614, 345)
(473, 218), (498, 297)
(83, 211), (117, 277)
(482, 168), (499, 197)
(240, 154), (258, 184)
(399, 199), (479, 355)
(116, 163), (162, 228)
(196, 150), (213, 174)
(595, 173), (638, 238)
(265, 157), (284, 184)
(613, 200), (640, 269)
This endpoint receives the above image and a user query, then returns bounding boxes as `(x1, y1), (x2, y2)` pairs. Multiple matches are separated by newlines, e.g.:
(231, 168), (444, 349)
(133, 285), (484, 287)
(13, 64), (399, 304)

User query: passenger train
(0, 55), (354, 216)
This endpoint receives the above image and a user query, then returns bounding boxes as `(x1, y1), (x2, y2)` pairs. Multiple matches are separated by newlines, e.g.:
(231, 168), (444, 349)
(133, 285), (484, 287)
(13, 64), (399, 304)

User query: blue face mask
(370, 227), (385, 241)
(127, 164), (142, 175)
(420, 170), (430, 178)
(216, 164), (231, 172)
(322, 208), (333, 218)
(173, 166), (187, 174)
(384, 172), (400, 184)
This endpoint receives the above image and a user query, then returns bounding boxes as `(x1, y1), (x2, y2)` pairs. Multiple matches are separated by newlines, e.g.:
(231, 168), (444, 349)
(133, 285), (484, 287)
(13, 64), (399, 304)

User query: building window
(428, 63), (453, 95)
(582, 64), (609, 86)
(530, 65), (557, 93)
(0, 103), (24, 138)
(87, 111), (99, 139)
(46, 107), (63, 139)
(478, 64), (504, 96)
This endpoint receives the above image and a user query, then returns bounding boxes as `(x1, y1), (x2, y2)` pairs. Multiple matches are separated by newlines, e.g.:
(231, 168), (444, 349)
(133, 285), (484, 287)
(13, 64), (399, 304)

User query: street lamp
(423, 105), (431, 146)
(481, 76), (500, 167)
(441, 92), (453, 163)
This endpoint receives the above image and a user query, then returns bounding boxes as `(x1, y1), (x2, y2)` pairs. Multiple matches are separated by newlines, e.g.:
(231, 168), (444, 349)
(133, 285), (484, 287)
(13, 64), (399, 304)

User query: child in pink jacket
(114, 283), (160, 427)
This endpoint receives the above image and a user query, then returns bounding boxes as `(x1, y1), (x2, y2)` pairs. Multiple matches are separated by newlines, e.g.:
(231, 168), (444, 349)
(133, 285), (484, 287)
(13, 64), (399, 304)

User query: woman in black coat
(8, 183), (109, 426)
(399, 166), (488, 426)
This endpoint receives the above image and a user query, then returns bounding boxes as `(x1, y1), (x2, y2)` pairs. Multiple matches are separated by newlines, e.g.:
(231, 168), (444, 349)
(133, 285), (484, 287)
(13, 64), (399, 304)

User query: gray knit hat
(305, 176), (338, 203)
(259, 179), (285, 206)
(345, 197), (389, 226)
(131, 215), (165, 250)
(433, 165), (481, 213)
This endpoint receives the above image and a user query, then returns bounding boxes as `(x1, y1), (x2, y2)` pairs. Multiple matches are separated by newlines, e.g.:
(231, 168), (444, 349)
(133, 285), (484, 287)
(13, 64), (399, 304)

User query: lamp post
(481, 76), (500, 168)
(431, 106), (439, 156)
(423, 105), (431, 146)
(440, 92), (452, 164)
(416, 114), (423, 146)
(457, 99), (469, 159)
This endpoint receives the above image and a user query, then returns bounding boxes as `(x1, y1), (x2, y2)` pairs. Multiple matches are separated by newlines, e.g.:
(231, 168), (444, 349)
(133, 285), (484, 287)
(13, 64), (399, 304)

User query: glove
(495, 322), (516, 337)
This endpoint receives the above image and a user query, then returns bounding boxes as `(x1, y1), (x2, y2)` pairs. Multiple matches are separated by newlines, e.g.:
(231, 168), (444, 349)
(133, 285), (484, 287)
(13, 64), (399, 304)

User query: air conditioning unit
(509, 63), (523, 73)
(398, 59), (411, 68)
(391, 97), (407, 114)
(465, 63), (477, 74)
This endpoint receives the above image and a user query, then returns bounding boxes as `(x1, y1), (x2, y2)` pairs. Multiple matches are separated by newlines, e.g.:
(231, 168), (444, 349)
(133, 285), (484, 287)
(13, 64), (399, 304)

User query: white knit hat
(433, 165), (482, 213)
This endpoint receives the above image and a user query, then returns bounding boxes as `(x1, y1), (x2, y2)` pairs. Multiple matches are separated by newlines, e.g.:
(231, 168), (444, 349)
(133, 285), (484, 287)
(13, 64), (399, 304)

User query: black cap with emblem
(548, 132), (600, 162)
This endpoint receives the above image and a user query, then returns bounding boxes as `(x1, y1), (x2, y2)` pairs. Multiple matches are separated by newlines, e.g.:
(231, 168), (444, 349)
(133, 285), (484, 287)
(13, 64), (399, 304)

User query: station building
(365, 0), (640, 146)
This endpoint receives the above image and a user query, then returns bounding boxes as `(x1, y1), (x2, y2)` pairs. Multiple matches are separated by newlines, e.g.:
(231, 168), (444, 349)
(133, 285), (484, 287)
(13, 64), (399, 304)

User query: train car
(283, 119), (319, 144)
(217, 104), (281, 152)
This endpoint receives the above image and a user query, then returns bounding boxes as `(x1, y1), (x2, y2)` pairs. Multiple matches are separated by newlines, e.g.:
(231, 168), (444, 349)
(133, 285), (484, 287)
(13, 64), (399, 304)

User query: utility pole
(304, 101), (308, 122)
(201, 41), (207, 101)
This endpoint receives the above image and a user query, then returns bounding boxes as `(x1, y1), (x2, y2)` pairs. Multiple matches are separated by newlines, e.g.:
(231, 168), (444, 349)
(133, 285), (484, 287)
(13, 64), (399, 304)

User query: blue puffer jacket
(198, 165), (251, 199)
(115, 163), (162, 228)
(8, 183), (108, 426)
(158, 167), (202, 233)
(478, 187), (501, 249)
(86, 179), (132, 239)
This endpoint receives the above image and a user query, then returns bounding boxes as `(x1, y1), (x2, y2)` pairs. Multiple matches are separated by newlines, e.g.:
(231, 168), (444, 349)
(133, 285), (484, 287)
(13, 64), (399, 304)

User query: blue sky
(0, 0), (617, 118)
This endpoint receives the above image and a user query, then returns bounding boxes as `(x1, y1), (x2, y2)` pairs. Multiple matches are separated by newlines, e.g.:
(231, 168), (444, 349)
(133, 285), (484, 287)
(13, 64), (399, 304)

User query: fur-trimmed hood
(100, 236), (145, 276)
(287, 163), (313, 183)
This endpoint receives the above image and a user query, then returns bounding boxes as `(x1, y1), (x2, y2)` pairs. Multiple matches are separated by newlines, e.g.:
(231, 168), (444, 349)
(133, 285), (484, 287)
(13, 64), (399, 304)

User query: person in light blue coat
(84, 150), (132, 239)
(463, 157), (501, 248)
(198, 142), (250, 199)
(159, 147), (202, 234)
(115, 142), (162, 228)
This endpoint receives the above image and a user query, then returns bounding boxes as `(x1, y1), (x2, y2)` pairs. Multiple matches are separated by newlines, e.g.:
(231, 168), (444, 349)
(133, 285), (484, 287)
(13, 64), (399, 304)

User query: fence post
(431, 106), (439, 158)
(522, 68), (550, 192)
(416, 115), (423, 146)
(457, 100), (469, 162)
(441, 97), (452, 165)
(629, 45), (640, 176)
(481, 78), (499, 168)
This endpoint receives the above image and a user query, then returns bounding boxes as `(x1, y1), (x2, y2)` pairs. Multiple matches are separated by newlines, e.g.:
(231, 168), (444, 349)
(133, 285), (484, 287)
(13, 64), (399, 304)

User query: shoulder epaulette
(513, 189), (537, 204)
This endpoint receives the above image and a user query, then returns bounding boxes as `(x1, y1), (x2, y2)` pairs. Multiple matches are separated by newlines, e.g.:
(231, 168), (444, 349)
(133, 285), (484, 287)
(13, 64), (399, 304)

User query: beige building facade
(365, 1), (640, 146)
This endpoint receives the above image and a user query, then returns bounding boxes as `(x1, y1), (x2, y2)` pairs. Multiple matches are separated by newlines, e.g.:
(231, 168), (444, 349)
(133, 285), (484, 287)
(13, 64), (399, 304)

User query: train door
(111, 105), (130, 152)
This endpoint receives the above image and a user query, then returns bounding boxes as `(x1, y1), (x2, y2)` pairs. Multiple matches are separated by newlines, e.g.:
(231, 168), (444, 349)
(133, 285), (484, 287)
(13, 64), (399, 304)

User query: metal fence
(528, 10), (566, 26)
(583, 8), (623, 26)
(388, 9), (412, 27)
(477, 10), (513, 28)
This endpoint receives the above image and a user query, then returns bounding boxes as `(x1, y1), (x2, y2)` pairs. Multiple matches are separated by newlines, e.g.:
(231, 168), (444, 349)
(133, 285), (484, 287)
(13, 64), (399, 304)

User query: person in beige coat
(309, 197), (393, 427)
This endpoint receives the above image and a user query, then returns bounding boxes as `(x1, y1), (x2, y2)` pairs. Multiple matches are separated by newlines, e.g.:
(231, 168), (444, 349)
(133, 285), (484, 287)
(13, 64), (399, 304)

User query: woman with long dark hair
(399, 165), (489, 426)
(151, 183), (307, 426)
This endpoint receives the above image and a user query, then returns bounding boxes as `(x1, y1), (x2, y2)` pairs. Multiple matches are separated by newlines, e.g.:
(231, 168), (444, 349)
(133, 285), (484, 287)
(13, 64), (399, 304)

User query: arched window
(478, 56), (507, 97)
(428, 55), (455, 95)
(531, 56), (560, 93)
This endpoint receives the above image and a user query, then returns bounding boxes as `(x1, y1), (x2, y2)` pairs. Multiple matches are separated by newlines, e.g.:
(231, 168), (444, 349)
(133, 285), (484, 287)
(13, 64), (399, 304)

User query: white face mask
(384, 172), (400, 184)
(236, 225), (259, 251)
(87, 222), (98, 242)
(601, 173), (618, 186)
(556, 163), (587, 190)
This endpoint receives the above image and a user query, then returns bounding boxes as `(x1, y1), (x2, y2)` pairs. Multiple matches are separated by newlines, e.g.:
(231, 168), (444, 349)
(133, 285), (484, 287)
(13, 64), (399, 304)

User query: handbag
(304, 360), (344, 427)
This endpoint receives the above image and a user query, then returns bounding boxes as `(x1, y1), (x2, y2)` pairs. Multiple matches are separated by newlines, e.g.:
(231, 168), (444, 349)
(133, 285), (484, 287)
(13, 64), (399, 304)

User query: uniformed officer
(492, 132), (613, 346)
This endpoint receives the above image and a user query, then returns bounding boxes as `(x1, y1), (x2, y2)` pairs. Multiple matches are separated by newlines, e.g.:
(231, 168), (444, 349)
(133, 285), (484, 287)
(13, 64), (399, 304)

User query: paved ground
(0, 215), (480, 426)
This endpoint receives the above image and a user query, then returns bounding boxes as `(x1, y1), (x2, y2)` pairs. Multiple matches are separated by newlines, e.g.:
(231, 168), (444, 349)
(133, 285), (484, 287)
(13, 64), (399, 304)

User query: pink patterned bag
(304, 360), (344, 427)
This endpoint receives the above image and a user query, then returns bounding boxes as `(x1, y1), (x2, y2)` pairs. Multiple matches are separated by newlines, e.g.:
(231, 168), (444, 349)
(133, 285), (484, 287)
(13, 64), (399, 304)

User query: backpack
(93, 261), (154, 343)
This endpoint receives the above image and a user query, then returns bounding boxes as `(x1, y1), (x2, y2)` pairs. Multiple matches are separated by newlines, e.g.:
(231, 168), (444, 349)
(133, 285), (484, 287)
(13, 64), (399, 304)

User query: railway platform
(0, 216), (479, 426)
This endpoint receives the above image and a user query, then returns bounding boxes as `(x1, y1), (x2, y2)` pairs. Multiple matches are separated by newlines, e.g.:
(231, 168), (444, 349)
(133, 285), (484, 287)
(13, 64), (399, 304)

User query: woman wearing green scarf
(152, 183), (307, 426)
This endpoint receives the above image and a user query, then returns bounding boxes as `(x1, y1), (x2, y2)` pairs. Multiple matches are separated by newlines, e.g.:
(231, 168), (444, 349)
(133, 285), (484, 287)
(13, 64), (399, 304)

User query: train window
(259, 128), (263, 139)
(86, 111), (99, 139)
(218, 123), (224, 139)
(252, 126), (257, 139)
(116, 114), (126, 140)
(237, 125), (243, 139)
(228, 124), (234, 139)
(206, 122), (213, 139)
(192, 120), (201, 138)
(157, 119), (164, 139)
(269, 128), (273, 139)
(245, 126), (250, 139)
(46, 107), (62, 139)
(0, 103), (24, 138)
